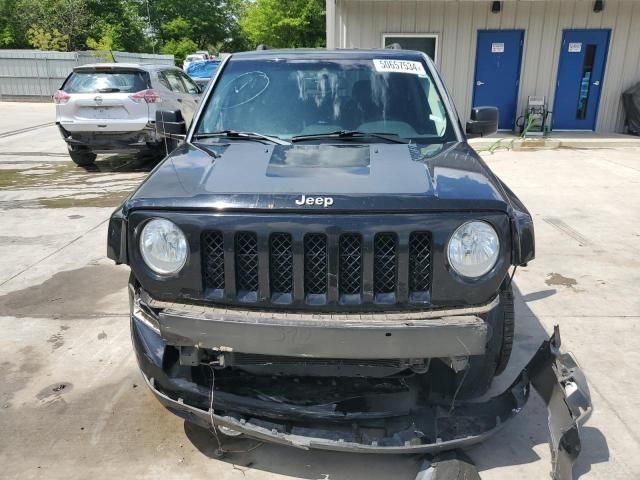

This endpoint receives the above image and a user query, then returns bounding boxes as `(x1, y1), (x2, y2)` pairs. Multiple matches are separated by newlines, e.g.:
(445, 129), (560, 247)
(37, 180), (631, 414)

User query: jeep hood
(124, 141), (510, 213)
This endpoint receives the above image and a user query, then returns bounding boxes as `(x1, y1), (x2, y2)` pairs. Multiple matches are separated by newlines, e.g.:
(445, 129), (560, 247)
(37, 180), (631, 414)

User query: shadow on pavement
(181, 282), (609, 479)
(79, 152), (162, 174)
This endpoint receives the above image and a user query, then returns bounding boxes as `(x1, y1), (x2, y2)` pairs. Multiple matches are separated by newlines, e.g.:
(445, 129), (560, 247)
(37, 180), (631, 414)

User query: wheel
(428, 285), (515, 400)
(454, 285), (515, 398)
(68, 146), (96, 166)
(495, 286), (515, 375)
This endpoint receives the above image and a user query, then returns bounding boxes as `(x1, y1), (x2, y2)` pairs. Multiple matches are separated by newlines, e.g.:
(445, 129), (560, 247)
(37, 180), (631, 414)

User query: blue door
(553, 29), (610, 130)
(473, 30), (524, 130)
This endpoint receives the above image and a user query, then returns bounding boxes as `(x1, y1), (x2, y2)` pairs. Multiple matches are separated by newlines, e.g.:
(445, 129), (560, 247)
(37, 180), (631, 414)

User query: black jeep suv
(107, 49), (589, 468)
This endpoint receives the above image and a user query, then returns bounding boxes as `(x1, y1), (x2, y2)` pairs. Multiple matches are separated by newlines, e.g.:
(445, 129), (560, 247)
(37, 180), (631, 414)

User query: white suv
(55, 63), (202, 166)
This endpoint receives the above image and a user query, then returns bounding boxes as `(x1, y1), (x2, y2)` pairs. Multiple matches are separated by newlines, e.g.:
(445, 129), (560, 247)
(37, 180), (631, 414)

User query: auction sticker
(373, 59), (427, 77)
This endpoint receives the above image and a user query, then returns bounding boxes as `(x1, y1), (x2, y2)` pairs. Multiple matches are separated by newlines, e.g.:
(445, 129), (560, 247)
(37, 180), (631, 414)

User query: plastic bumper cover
(57, 124), (159, 152)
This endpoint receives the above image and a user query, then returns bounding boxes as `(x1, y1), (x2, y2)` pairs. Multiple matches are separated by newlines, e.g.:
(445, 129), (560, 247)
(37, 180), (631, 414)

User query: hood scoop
(204, 143), (432, 196)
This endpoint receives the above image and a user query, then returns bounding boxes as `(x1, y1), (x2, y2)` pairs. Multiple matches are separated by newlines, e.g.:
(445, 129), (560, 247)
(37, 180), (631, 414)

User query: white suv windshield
(195, 57), (456, 143)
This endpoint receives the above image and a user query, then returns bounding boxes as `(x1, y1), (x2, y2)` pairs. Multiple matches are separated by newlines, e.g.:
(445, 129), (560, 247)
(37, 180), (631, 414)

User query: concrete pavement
(0, 102), (639, 479)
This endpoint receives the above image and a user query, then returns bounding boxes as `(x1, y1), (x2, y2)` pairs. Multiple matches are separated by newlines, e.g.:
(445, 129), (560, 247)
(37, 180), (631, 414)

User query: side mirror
(466, 106), (499, 138)
(156, 110), (186, 139)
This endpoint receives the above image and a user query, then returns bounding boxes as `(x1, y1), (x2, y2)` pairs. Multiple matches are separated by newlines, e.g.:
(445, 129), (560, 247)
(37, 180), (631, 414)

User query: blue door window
(472, 30), (524, 130)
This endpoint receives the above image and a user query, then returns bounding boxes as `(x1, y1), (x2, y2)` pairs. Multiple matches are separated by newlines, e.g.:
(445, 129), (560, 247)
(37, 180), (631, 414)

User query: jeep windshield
(194, 56), (457, 144)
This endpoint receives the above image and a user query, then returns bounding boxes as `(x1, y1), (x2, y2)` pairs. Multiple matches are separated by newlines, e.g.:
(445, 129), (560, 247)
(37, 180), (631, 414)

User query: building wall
(328, 0), (640, 132)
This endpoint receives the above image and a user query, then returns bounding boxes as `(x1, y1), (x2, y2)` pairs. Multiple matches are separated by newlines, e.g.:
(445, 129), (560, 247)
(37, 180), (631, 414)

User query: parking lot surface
(1, 102), (639, 480)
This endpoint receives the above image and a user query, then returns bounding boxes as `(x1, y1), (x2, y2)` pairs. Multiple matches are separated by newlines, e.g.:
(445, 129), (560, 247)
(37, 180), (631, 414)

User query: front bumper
(131, 291), (592, 479)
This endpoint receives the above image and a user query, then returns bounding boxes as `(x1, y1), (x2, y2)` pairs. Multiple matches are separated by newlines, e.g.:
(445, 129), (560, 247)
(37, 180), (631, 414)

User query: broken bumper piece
(133, 312), (591, 479)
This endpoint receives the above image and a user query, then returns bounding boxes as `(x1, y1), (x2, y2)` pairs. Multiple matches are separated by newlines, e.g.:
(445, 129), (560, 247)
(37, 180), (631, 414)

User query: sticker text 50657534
(373, 59), (427, 77)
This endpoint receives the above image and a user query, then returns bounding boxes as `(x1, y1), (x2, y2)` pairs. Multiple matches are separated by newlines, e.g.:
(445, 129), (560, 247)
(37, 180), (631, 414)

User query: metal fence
(0, 50), (175, 100)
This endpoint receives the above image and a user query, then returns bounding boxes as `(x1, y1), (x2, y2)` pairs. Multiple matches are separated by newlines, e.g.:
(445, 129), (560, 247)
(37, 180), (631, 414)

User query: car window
(63, 70), (149, 93)
(156, 72), (171, 90)
(196, 57), (456, 143)
(178, 71), (200, 94)
(163, 70), (187, 93)
(186, 61), (221, 78)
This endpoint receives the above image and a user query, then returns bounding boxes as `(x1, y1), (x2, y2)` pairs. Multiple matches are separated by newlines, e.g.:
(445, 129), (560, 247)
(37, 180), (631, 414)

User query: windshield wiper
(192, 130), (290, 145)
(291, 130), (410, 144)
(97, 87), (121, 93)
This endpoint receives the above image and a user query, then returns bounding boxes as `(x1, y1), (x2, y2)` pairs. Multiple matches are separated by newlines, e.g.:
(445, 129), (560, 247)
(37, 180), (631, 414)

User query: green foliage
(0, 0), (22, 47)
(241, 0), (325, 49)
(18, 0), (90, 51)
(86, 24), (120, 51)
(85, 0), (147, 53)
(0, 0), (326, 56)
(26, 26), (68, 51)
(148, 0), (249, 54)
(160, 37), (198, 64)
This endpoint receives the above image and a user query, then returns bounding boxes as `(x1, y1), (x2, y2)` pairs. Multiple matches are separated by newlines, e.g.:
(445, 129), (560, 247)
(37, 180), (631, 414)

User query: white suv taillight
(53, 90), (71, 104)
(129, 89), (162, 103)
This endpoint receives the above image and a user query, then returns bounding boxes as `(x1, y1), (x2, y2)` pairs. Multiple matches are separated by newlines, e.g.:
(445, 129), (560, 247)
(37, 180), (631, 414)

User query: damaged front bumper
(131, 295), (591, 479)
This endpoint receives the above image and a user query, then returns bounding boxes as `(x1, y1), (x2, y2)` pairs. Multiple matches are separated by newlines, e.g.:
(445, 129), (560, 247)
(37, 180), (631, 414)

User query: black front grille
(202, 232), (225, 290)
(304, 233), (328, 296)
(202, 228), (432, 307)
(235, 232), (259, 294)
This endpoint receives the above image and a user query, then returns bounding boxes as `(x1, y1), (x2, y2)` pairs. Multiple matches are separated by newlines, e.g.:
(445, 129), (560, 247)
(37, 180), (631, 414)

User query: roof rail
(256, 44), (270, 51)
(385, 43), (402, 50)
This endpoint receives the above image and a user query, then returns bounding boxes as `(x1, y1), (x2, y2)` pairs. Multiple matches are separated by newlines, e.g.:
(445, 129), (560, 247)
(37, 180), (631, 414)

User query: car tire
(428, 285), (514, 401)
(454, 285), (514, 399)
(495, 286), (515, 375)
(68, 146), (97, 166)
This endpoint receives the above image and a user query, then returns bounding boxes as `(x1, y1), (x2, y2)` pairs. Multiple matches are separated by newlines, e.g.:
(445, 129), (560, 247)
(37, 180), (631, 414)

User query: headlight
(139, 219), (188, 275)
(447, 221), (500, 278)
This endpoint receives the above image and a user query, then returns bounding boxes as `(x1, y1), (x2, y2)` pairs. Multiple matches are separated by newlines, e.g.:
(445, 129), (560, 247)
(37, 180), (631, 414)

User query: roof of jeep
(229, 48), (427, 61)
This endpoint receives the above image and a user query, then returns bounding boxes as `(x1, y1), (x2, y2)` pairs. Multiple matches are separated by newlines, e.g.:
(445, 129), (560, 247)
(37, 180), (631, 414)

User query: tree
(241, 0), (325, 49)
(26, 27), (68, 51)
(147, 0), (248, 55)
(160, 38), (198, 64)
(0, 0), (25, 47)
(18, 0), (90, 51)
(85, 0), (147, 53)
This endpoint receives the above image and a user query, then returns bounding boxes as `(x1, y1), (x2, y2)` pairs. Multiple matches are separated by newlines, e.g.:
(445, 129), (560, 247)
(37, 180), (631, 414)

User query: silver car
(55, 63), (202, 166)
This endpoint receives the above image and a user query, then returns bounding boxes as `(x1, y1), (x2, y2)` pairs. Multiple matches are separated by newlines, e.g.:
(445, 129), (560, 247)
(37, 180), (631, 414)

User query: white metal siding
(0, 50), (175, 99)
(330, 0), (640, 132)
